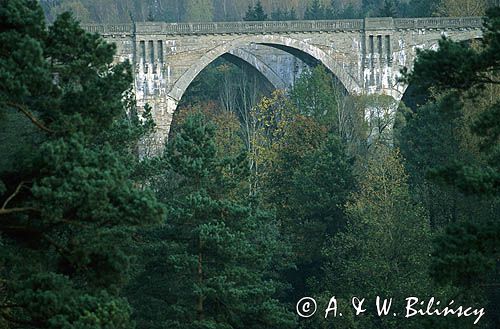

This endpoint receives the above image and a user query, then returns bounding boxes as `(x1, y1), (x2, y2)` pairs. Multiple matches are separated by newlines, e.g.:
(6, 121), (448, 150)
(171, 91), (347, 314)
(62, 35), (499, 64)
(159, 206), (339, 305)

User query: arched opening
(169, 55), (275, 141)
(167, 35), (361, 105)
(177, 55), (276, 107)
(165, 36), (356, 142)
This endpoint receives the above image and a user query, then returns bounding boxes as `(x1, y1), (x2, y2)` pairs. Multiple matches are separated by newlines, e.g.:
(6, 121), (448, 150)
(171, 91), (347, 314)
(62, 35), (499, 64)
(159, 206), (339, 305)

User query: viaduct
(82, 17), (483, 149)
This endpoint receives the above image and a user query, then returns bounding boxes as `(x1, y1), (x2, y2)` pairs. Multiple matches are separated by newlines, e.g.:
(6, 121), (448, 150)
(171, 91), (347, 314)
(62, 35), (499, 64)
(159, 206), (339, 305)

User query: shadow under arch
(175, 53), (277, 109)
(167, 34), (362, 103)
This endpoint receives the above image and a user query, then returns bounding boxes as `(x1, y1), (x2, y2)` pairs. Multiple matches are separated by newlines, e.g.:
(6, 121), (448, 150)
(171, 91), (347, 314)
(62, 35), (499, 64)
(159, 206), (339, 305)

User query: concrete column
(151, 40), (157, 73)
(157, 40), (164, 65)
(377, 35), (383, 90)
(369, 35), (375, 85)
(377, 35), (383, 64)
(138, 40), (146, 73)
(385, 35), (392, 65)
(144, 40), (150, 74)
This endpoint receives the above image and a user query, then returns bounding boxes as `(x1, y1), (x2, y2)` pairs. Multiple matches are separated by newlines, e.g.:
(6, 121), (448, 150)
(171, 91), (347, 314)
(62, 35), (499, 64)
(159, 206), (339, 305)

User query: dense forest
(41, 0), (500, 23)
(1, 0), (499, 329)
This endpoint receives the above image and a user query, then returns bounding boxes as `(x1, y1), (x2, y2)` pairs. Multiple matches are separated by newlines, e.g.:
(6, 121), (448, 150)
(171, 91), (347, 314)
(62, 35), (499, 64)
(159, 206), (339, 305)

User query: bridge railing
(394, 17), (483, 29)
(82, 24), (133, 34)
(134, 19), (365, 34)
(81, 17), (483, 36)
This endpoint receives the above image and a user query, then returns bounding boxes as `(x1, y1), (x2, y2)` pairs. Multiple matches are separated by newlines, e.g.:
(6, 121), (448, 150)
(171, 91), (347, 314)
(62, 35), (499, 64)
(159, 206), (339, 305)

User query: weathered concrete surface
(82, 17), (483, 149)
(227, 44), (309, 90)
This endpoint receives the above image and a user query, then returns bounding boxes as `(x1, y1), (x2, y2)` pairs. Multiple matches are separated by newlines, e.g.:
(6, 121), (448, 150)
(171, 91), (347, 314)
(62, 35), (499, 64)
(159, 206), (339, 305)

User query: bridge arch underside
(168, 35), (361, 105)
(178, 51), (280, 104)
(221, 49), (289, 91)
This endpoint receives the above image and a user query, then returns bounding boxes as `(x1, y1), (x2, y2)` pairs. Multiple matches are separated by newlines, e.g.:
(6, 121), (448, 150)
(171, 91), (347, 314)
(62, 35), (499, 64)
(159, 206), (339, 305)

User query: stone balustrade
(81, 16), (483, 36)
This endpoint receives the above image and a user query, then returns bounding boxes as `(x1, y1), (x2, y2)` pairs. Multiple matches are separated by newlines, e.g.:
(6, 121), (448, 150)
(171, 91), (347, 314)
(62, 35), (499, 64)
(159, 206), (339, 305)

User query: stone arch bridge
(82, 17), (482, 148)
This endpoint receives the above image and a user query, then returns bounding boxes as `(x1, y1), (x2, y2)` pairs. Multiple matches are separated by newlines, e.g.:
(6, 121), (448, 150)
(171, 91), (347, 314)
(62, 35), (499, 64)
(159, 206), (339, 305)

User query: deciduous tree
(319, 146), (433, 329)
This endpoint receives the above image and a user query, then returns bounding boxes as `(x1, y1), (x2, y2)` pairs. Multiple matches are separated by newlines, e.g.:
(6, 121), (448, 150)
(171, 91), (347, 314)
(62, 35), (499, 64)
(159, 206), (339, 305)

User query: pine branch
(5, 102), (55, 134)
(0, 207), (38, 215)
(1, 181), (29, 210)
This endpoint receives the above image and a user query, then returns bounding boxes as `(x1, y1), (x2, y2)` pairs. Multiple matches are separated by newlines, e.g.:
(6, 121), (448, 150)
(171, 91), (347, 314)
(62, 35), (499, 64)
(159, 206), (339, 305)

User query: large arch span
(167, 34), (361, 104)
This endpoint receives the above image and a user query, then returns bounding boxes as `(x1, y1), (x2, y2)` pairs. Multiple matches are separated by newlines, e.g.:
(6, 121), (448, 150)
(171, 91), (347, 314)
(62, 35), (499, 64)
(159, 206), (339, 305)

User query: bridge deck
(82, 17), (482, 35)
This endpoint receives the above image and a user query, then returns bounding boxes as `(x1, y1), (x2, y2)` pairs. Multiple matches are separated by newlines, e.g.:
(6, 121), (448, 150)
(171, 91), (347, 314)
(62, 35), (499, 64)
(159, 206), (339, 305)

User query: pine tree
(407, 0), (438, 16)
(262, 111), (355, 302)
(402, 7), (500, 322)
(253, 0), (267, 20)
(244, 1), (268, 21)
(0, 1), (163, 327)
(361, 0), (384, 16)
(403, 7), (500, 197)
(304, 0), (327, 20)
(128, 112), (296, 329)
(329, 0), (362, 19)
(243, 4), (255, 21)
(271, 7), (298, 20)
(380, 0), (397, 17)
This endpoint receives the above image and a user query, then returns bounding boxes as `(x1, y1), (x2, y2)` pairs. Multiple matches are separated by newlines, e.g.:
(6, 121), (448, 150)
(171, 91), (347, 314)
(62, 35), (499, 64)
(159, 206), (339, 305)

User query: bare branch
(41, 233), (72, 258)
(1, 181), (29, 210)
(0, 207), (38, 216)
(5, 102), (55, 133)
